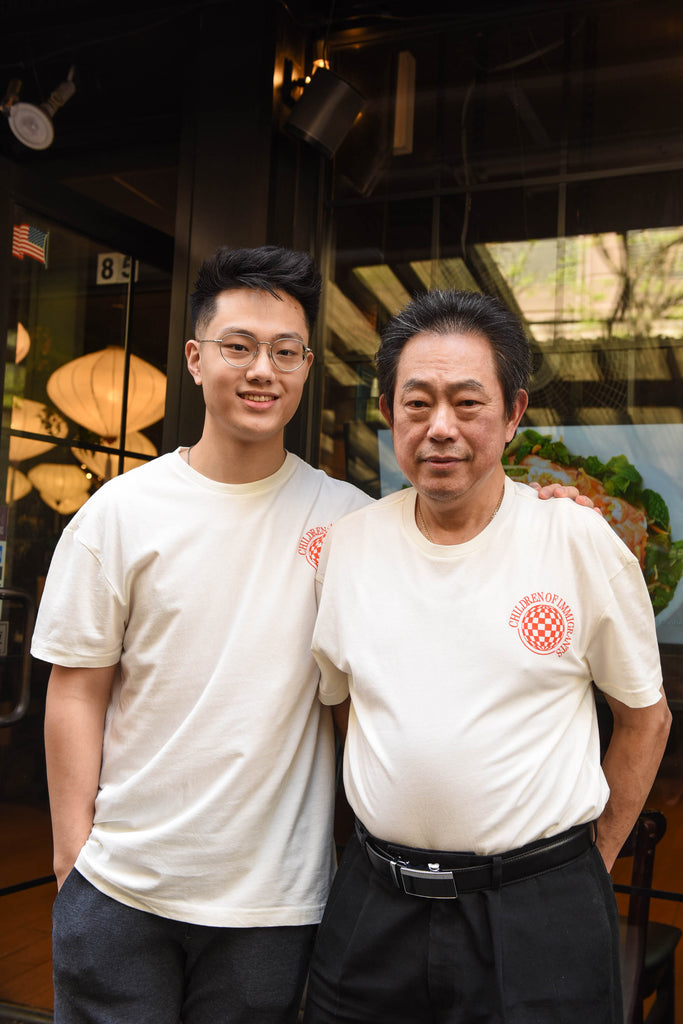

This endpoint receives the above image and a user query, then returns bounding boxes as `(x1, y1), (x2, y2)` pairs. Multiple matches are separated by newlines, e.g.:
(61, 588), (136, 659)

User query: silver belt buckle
(394, 862), (459, 899)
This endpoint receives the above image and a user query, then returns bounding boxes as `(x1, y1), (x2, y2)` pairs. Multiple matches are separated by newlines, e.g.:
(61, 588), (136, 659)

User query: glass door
(0, 203), (171, 1020)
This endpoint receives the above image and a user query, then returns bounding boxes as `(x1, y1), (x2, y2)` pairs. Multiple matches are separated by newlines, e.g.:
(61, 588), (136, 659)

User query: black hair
(376, 289), (531, 418)
(190, 245), (322, 335)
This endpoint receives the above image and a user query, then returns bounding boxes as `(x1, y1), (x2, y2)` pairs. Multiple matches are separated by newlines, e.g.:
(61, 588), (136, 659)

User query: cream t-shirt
(312, 478), (663, 854)
(32, 450), (370, 925)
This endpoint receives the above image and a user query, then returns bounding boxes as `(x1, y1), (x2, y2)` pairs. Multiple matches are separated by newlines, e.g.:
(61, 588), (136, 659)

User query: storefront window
(4, 206), (169, 606)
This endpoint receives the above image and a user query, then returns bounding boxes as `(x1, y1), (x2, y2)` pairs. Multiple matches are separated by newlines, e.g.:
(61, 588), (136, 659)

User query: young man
(33, 249), (590, 1024)
(305, 289), (671, 1024)
(32, 246), (371, 1024)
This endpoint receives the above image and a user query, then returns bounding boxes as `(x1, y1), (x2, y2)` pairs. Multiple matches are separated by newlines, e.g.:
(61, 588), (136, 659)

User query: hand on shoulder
(529, 481), (602, 513)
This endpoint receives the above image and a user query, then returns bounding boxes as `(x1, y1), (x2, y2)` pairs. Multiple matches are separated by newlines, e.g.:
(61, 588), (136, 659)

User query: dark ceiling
(1, 2), (198, 232)
(0, 0), (653, 236)
(0, 1), (496, 232)
(0, 0), (491, 170)
(0, 0), (608, 168)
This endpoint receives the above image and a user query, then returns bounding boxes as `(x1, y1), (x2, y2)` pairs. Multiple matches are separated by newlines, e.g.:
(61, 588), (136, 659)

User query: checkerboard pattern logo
(519, 603), (567, 653)
(509, 592), (574, 656)
(298, 525), (330, 569)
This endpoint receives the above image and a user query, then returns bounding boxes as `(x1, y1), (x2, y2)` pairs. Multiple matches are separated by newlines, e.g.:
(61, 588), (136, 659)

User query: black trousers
(304, 831), (622, 1024)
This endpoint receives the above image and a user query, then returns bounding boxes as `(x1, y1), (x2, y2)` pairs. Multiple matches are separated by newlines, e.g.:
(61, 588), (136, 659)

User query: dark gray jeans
(52, 869), (315, 1024)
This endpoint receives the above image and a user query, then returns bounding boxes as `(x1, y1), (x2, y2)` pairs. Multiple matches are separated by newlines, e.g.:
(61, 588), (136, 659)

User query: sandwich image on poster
(503, 425), (683, 645)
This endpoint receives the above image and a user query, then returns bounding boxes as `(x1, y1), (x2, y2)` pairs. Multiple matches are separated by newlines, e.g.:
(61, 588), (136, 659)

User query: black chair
(616, 809), (682, 1024)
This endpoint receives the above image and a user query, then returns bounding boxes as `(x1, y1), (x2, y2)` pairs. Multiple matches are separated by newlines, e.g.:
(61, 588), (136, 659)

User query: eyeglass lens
(219, 334), (306, 371)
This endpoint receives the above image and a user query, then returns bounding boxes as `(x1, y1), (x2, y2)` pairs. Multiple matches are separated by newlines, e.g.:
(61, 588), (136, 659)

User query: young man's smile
(238, 390), (280, 407)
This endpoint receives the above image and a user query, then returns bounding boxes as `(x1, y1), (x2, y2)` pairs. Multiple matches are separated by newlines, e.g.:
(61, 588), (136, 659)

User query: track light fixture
(285, 66), (364, 159)
(1, 66), (76, 151)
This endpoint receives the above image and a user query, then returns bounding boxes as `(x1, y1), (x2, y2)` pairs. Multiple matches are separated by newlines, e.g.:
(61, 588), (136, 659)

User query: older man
(305, 289), (671, 1024)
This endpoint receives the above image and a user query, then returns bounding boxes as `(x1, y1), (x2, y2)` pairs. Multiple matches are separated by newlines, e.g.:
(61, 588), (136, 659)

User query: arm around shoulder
(44, 663), (117, 888)
(597, 689), (671, 872)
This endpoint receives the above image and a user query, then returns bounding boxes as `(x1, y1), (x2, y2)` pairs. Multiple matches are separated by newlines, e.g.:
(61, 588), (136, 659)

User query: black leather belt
(357, 820), (595, 900)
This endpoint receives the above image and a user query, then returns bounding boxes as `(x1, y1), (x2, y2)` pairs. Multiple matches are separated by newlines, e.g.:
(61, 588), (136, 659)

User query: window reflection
(4, 206), (170, 602)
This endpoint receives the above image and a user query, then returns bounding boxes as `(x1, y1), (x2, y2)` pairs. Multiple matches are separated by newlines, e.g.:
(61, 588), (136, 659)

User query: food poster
(504, 425), (683, 644)
(378, 424), (683, 644)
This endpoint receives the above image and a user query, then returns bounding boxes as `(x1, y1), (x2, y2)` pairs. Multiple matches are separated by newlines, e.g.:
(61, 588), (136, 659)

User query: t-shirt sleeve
(31, 516), (125, 667)
(313, 647), (351, 706)
(312, 524), (351, 705)
(586, 559), (663, 708)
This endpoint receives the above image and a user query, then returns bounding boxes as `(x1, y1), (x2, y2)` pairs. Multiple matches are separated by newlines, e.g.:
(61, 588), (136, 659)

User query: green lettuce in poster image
(503, 428), (683, 617)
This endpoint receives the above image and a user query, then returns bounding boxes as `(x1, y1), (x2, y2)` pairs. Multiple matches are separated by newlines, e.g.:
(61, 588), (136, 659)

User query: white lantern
(10, 396), (68, 462)
(72, 431), (157, 480)
(5, 467), (32, 504)
(28, 463), (91, 505)
(47, 346), (166, 439)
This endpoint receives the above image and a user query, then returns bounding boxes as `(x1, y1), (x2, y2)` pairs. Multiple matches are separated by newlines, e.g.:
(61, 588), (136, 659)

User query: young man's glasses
(198, 333), (311, 372)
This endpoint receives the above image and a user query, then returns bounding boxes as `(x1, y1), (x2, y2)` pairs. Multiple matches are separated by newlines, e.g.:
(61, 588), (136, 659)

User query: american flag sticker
(12, 223), (49, 267)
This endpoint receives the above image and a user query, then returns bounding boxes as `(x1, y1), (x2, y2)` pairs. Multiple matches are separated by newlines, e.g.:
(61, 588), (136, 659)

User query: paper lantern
(39, 490), (90, 514)
(5, 467), (32, 504)
(72, 431), (157, 480)
(16, 323), (31, 363)
(47, 346), (166, 439)
(28, 463), (91, 505)
(9, 396), (68, 462)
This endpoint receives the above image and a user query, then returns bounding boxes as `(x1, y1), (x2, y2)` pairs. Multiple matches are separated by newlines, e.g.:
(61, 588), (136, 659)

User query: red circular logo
(298, 526), (330, 569)
(518, 603), (568, 655)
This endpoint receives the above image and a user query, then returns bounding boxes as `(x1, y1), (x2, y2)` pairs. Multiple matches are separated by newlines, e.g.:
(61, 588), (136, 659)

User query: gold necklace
(489, 483), (506, 522)
(415, 496), (434, 542)
(415, 483), (506, 543)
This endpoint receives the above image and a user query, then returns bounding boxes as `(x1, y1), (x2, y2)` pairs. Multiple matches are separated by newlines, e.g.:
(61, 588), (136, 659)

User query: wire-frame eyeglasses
(197, 333), (311, 372)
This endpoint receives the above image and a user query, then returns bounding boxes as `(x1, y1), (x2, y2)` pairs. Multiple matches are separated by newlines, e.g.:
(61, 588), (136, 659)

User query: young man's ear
(185, 340), (203, 386)
(302, 348), (314, 381)
(379, 394), (393, 428)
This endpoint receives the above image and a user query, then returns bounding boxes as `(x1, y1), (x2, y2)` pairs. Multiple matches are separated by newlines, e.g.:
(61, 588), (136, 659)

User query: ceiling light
(1, 67), (76, 151)
(286, 67), (364, 159)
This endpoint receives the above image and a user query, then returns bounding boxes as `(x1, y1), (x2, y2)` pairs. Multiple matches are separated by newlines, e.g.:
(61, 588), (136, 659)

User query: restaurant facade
(0, 0), (682, 1018)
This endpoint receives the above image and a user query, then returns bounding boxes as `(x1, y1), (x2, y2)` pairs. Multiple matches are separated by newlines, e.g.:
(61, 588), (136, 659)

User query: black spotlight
(286, 68), (364, 159)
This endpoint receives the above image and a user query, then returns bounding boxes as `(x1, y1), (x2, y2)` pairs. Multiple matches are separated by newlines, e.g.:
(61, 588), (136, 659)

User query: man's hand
(597, 690), (671, 872)
(529, 481), (599, 510)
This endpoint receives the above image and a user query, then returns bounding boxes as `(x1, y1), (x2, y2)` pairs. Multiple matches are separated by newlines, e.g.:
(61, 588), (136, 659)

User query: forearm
(44, 664), (116, 887)
(597, 690), (671, 872)
(332, 697), (350, 742)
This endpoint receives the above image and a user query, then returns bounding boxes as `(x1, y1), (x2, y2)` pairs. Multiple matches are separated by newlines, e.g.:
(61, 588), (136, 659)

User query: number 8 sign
(96, 252), (138, 285)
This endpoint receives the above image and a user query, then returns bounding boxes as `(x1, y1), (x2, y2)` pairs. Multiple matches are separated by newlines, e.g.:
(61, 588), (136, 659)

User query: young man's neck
(184, 434), (288, 484)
